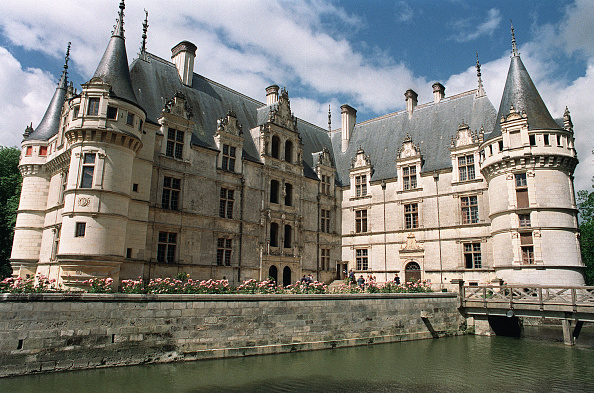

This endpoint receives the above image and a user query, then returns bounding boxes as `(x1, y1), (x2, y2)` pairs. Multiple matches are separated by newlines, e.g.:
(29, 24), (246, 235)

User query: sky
(0, 0), (592, 190)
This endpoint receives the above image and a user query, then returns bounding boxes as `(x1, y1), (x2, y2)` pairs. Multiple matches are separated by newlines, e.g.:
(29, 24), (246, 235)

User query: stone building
(10, 2), (584, 289)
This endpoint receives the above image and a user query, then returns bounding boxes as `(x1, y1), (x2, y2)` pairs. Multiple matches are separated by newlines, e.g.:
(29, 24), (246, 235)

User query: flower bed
(1, 275), (432, 294)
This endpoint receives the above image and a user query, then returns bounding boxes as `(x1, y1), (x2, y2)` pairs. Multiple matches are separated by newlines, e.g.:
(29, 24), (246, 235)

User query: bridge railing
(458, 284), (594, 311)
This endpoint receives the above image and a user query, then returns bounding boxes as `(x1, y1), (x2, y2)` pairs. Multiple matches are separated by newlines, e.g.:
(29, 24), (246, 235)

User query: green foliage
(0, 146), (21, 279)
(578, 181), (594, 285)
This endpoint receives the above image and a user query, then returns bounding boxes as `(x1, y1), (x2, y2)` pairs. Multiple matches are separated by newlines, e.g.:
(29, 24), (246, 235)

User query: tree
(577, 186), (594, 285)
(0, 146), (21, 279)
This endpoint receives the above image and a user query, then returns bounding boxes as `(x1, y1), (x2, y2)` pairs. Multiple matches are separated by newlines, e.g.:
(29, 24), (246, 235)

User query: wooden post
(451, 279), (465, 308)
(562, 319), (575, 345)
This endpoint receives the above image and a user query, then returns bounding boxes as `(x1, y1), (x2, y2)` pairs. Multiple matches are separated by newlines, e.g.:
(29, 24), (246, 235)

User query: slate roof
(26, 71), (68, 141)
(129, 54), (334, 179)
(487, 54), (562, 140)
(331, 91), (497, 186)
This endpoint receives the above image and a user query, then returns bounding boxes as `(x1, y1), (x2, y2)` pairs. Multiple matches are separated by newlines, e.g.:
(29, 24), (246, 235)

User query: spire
(475, 51), (485, 97)
(487, 32), (561, 140)
(510, 20), (519, 57)
(25, 44), (71, 141)
(328, 104), (331, 134)
(139, 9), (149, 60)
(92, 0), (139, 105)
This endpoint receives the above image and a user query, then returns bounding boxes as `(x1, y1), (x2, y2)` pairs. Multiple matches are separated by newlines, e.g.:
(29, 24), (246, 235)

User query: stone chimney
(171, 41), (197, 86)
(405, 89), (418, 117)
(341, 104), (357, 152)
(266, 85), (279, 105)
(432, 82), (445, 103)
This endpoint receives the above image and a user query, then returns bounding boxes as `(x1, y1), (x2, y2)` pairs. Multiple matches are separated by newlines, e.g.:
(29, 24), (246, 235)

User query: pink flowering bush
(81, 277), (114, 293)
(0, 275), (58, 293)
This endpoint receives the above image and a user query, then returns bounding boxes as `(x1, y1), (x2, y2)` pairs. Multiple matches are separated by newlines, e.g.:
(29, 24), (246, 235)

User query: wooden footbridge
(454, 280), (594, 345)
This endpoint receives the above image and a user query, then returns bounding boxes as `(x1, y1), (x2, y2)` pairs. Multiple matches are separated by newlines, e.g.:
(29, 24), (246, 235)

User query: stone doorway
(405, 261), (421, 282)
(268, 265), (278, 283)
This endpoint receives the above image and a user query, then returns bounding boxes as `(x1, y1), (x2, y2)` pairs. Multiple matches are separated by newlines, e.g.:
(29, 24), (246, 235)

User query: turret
(480, 24), (582, 286)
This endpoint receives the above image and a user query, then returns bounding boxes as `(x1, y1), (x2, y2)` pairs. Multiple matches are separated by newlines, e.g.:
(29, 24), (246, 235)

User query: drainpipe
(316, 194), (320, 281)
(238, 173), (245, 284)
(382, 180), (387, 282)
(433, 171), (443, 290)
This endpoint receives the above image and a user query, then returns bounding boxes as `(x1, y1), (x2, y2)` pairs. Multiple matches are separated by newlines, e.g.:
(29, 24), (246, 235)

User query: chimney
(432, 82), (445, 103)
(405, 89), (418, 116)
(341, 104), (357, 153)
(266, 85), (279, 105)
(171, 41), (197, 86)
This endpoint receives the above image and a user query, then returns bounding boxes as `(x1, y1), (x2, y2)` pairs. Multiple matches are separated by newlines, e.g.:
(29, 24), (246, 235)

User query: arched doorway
(268, 265), (278, 283)
(405, 261), (421, 283)
(283, 266), (292, 287)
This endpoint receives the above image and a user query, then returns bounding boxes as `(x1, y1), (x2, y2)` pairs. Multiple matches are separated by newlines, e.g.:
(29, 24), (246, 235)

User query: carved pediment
(501, 104), (526, 123)
(451, 121), (478, 148)
(401, 233), (423, 252)
(351, 147), (372, 169)
(216, 110), (243, 137)
(163, 91), (193, 120)
(316, 146), (333, 168)
(268, 88), (298, 131)
(397, 135), (421, 159)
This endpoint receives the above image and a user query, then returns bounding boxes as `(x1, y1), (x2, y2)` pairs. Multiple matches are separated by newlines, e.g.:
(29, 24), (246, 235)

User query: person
(357, 275), (365, 288)
(306, 274), (314, 283)
(348, 269), (355, 284)
(300, 275), (307, 283)
(394, 274), (400, 285)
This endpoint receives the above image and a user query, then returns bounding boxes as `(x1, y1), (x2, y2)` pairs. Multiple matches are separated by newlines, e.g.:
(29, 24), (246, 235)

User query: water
(2, 328), (594, 393)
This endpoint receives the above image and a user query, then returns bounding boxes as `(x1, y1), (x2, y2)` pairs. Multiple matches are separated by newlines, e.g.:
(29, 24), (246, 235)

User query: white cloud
(450, 8), (502, 42)
(395, 2), (415, 23)
(0, 47), (56, 147)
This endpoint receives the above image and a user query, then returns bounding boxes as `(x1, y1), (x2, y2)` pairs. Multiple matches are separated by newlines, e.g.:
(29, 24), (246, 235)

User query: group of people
(300, 274), (315, 284)
(346, 270), (401, 287)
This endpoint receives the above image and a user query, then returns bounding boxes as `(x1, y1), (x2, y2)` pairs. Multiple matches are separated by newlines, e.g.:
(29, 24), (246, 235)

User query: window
(284, 140), (293, 163)
(51, 226), (60, 261)
(355, 209), (368, 233)
(321, 209), (330, 233)
(39, 146), (47, 156)
(498, 140), (503, 152)
(356, 249), (368, 270)
(165, 128), (184, 159)
(521, 233), (534, 264)
(139, 119), (143, 131)
(270, 180), (279, 204)
(75, 222), (86, 238)
(355, 175), (367, 197)
(464, 243), (481, 268)
(557, 134), (562, 146)
(284, 183), (293, 206)
(270, 223), (279, 247)
(87, 97), (100, 116)
(489, 144), (493, 155)
(157, 232), (177, 263)
(221, 144), (236, 172)
(529, 134), (536, 146)
(284, 225), (292, 248)
(126, 112), (134, 126)
(219, 188), (234, 219)
(72, 105), (80, 118)
(321, 174), (331, 195)
(543, 134), (550, 146)
(403, 166), (417, 190)
(321, 248), (330, 271)
(461, 196), (479, 224)
(217, 238), (232, 266)
(161, 176), (181, 210)
(132, 183), (138, 192)
(107, 106), (118, 120)
(515, 173), (528, 208)
(458, 155), (475, 181)
(126, 248), (132, 258)
(25, 146), (32, 156)
(405, 203), (418, 229)
(80, 153), (96, 188)
(519, 214), (531, 227)
(271, 135), (280, 158)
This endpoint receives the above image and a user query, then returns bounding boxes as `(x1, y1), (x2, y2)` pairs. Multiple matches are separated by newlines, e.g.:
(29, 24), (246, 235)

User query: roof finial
(475, 51), (485, 97)
(510, 19), (519, 57)
(328, 104), (331, 134)
(113, 0), (125, 37)
(63, 42), (71, 74)
(139, 9), (149, 59)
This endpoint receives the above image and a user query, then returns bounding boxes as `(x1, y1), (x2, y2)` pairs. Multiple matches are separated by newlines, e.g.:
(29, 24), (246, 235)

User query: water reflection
(2, 328), (594, 393)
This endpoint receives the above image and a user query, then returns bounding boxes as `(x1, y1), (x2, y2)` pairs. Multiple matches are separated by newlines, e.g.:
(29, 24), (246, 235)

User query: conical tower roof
(488, 28), (561, 140)
(92, 0), (138, 106)
(26, 44), (70, 141)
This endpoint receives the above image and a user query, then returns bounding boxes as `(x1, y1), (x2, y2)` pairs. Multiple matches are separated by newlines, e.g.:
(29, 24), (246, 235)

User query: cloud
(0, 47), (56, 148)
(395, 2), (414, 23)
(450, 8), (502, 42)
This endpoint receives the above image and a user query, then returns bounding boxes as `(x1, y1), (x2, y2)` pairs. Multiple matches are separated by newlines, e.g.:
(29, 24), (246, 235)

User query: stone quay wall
(0, 292), (461, 377)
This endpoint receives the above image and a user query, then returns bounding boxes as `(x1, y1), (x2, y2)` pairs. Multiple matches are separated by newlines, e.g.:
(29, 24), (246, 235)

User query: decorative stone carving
(397, 135), (421, 159)
(351, 147), (372, 169)
(78, 197), (90, 207)
(401, 233), (423, 251)
(216, 110), (243, 136)
(451, 121), (477, 148)
(267, 88), (297, 132)
(163, 91), (193, 120)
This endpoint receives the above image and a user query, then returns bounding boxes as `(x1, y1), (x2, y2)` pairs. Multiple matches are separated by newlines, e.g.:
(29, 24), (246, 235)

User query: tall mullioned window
(321, 209), (330, 233)
(356, 249), (368, 270)
(403, 166), (417, 190)
(355, 209), (368, 233)
(162, 176), (181, 210)
(221, 144), (236, 172)
(464, 243), (481, 268)
(321, 174), (331, 195)
(216, 238), (232, 266)
(166, 128), (184, 159)
(461, 196), (479, 224)
(405, 203), (418, 229)
(219, 188), (234, 219)
(80, 153), (96, 188)
(458, 155), (475, 181)
(321, 248), (330, 271)
(515, 173), (528, 208)
(87, 98), (100, 116)
(157, 232), (177, 263)
(355, 175), (367, 197)
(521, 233), (534, 264)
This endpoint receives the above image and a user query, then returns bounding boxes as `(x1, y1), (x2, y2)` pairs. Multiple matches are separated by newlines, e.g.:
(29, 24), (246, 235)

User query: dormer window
(355, 175), (367, 197)
(403, 166), (417, 190)
(458, 155), (475, 181)
(87, 97), (100, 116)
(222, 144), (236, 172)
(166, 128), (184, 159)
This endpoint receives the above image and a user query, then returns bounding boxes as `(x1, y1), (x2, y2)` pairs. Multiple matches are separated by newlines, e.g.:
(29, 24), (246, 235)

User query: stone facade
(0, 292), (461, 377)
(10, 3), (584, 289)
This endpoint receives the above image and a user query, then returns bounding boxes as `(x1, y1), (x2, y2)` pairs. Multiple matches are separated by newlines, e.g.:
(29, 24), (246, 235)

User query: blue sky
(0, 0), (592, 189)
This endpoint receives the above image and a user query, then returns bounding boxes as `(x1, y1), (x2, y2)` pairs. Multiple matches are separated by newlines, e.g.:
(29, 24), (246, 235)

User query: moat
(2, 326), (594, 393)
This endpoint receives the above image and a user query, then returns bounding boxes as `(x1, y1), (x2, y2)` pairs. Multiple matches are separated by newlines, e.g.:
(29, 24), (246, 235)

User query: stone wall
(0, 292), (461, 377)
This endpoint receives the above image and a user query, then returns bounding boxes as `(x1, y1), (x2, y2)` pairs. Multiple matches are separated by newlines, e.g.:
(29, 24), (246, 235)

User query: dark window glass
(107, 106), (118, 120)
(87, 98), (100, 116)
